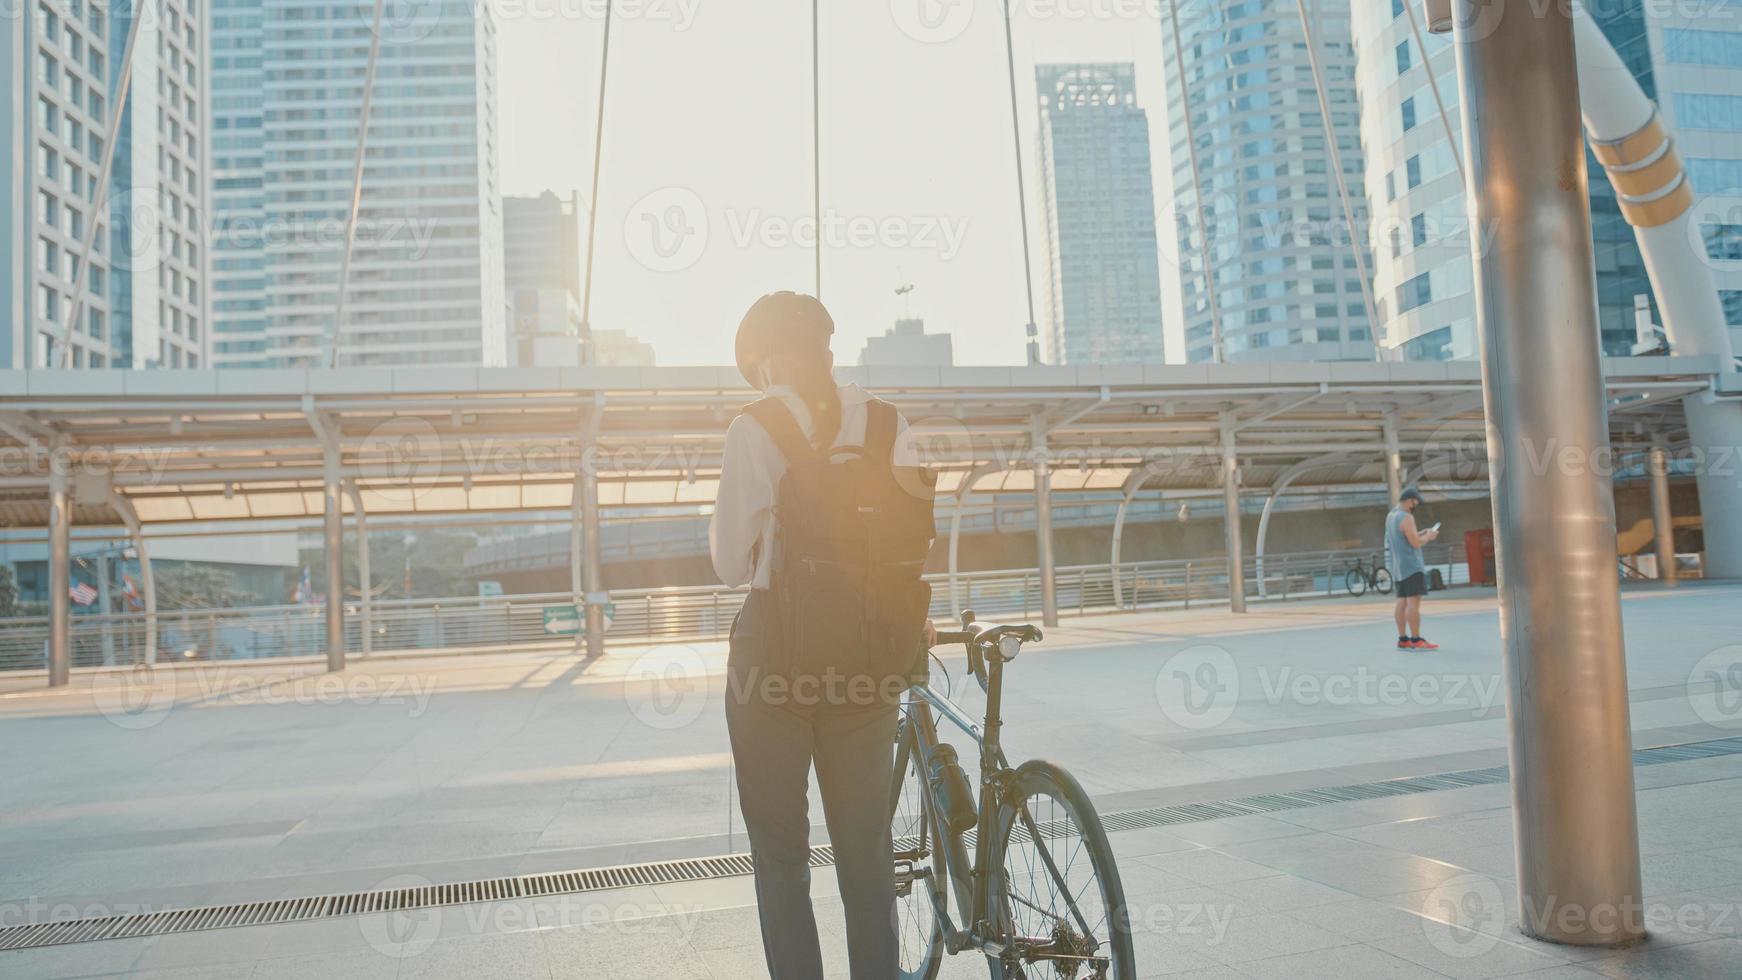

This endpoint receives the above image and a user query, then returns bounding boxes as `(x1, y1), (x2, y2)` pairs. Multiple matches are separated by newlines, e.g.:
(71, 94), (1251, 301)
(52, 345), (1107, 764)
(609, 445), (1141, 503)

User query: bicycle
(890, 611), (1135, 979)
(1345, 553), (1393, 597)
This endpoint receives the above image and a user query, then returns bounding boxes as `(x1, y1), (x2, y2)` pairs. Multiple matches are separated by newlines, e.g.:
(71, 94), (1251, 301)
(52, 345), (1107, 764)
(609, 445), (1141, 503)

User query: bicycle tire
(988, 760), (1136, 980)
(1374, 566), (1394, 595)
(890, 723), (947, 980)
(1345, 567), (1367, 597)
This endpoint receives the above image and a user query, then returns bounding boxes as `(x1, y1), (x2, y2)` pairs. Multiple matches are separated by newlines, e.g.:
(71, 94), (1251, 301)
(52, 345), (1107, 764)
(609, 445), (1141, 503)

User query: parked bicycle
(891, 611), (1134, 979)
(1345, 553), (1393, 597)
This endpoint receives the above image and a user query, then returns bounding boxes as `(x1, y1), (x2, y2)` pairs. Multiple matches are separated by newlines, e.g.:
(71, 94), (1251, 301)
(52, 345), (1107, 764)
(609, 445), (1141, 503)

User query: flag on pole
(122, 573), (143, 611)
(69, 581), (98, 606)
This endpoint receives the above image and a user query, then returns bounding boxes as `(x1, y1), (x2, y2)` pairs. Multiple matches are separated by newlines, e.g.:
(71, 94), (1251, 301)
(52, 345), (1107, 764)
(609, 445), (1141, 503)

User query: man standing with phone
(1387, 487), (1440, 650)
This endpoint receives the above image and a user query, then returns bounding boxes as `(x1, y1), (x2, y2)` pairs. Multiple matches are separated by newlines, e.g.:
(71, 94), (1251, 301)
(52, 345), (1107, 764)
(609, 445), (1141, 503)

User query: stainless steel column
(1648, 441), (1677, 586)
(1031, 417), (1058, 628)
(48, 457), (71, 687)
(1453, 0), (1644, 944)
(347, 483), (373, 654)
(1384, 415), (1404, 505)
(579, 462), (606, 659)
(322, 445), (346, 673)
(1221, 415), (1246, 614)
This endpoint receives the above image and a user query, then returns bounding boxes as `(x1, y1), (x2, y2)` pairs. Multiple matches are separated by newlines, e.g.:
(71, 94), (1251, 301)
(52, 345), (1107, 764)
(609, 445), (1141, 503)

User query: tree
(156, 564), (258, 609)
(0, 565), (17, 617)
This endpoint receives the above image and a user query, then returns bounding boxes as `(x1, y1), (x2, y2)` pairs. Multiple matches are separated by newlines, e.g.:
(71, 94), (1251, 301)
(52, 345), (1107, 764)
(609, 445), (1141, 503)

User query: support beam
(111, 491), (156, 667)
(1221, 414), (1246, 614)
(1453, 0), (1643, 944)
(347, 482), (373, 654)
(948, 461), (1002, 615)
(48, 456), (71, 686)
(1031, 417), (1058, 628)
(97, 553), (114, 666)
(1648, 440), (1677, 586)
(576, 403), (606, 659)
(1383, 415), (1404, 505)
(308, 409), (346, 672)
(1256, 453), (1350, 597)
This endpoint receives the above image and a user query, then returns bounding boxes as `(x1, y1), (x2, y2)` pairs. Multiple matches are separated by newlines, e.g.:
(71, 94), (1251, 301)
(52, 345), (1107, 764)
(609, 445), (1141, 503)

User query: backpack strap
(864, 398), (898, 467)
(743, 398), (817, 465)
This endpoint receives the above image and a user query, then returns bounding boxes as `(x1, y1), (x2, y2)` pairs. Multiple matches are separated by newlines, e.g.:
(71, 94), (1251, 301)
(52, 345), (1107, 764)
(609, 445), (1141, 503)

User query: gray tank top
(1387, 507), (1426, 580)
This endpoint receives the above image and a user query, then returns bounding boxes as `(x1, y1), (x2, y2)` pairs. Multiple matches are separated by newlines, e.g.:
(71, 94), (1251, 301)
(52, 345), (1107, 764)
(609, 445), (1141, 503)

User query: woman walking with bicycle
(711, 292), (936, 979)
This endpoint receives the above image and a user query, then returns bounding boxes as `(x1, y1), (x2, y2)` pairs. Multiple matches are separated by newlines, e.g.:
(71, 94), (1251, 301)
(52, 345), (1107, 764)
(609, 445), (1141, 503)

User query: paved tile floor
(2, 583), (1740, 978)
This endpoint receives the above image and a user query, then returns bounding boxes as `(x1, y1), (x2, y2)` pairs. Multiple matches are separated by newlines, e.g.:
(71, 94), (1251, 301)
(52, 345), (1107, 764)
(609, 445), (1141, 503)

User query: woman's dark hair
(736, 292), (841, 448)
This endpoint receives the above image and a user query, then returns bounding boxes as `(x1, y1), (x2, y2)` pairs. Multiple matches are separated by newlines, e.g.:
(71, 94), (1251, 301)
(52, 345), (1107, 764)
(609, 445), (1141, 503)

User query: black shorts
(1396, 571), (1428, 598)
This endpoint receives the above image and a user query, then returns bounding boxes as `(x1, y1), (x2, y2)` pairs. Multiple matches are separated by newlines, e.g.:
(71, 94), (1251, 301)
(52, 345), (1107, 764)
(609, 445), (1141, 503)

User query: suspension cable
(1165, 0), (1227, 363)
(54, 0), (152, 369)
(579, 0), (615, 359)
(999, 0), (1041, 362)
(1293, 0), (1383, 357)
(812, 0), (822, 298)
(1401, 0), (1466, 183)
(324, 0), (389, 367)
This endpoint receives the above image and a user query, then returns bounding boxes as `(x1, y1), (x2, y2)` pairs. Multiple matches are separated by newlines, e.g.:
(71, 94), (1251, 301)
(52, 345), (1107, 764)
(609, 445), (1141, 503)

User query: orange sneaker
(1410, 637), (1440, 650)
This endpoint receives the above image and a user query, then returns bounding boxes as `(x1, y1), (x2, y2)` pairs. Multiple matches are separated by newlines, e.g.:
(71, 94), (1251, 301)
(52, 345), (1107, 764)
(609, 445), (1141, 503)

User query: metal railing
(0, 545), (1481, 673)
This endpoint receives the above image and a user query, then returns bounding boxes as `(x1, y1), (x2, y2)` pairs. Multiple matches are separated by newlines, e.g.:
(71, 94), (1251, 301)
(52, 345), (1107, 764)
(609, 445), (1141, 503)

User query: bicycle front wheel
(989, 761), (1135, 980)
(1345, 567), (1367, 597)
(890, 722), (947, 980)
(1374, 567), (1394, 595)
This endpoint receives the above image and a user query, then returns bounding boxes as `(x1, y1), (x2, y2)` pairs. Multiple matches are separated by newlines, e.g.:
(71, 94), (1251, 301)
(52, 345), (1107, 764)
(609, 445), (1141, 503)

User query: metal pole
(1452, 0), (1643, 944)
(1166, 0), (1227, 362)
(570, 471), (586, 653)
(48, 458), (71, 686)
(998, 0), (1042, 356)
(578, 0), (614, 355)
(579, 405), (607, 659)
(347, 483), (373, 653)
(1384, 415), (1404, 505)
(97, 553), (114, 666)
(1031, 417), (1058, 628)
(1293, 0), (1382, 346)
(1221, 415), (1246, 613)
(1648, 440), (1677, 586)
(322, 444), (346, 672)
(811, 0), (822, 297)
(324, 0), (389, 367)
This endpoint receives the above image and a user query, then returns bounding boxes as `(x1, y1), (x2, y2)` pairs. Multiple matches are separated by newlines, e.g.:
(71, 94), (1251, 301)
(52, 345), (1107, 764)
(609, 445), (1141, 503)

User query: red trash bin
(1465, 528), (1496, 585)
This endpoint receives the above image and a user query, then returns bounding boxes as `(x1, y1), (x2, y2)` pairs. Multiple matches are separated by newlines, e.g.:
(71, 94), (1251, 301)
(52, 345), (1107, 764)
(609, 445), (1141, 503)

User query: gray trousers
(725, 592), (899, 980)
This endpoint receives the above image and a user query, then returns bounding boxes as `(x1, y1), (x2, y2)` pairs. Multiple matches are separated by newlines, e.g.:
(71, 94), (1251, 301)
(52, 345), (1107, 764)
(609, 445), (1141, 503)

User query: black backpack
(743, 396), (936, 699)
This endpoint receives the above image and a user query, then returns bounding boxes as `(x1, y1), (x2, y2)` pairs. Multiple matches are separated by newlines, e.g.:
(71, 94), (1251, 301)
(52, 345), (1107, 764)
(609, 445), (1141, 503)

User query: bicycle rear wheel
(1374, 567), (1394, 595)
(989, 761), (1135, 980)
(1345, 567), (1367, 597)
(890, 722), (947, 980)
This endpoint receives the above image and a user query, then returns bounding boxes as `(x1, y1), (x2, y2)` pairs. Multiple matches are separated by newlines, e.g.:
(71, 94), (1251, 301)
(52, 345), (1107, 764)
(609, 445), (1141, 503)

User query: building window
(1703, 223), (1742, 261)
(1721, 290), (1742, 326)
(1396, 40), (1412, 76)
(1663, 28), (1742, 68)
(1406, 155), (1422, 189)
(1397, 271), (1433, 312)
(1412, 213), (1428, 247)
(1401, 97), (1417, 132)
(1675, 94), (1742, 132)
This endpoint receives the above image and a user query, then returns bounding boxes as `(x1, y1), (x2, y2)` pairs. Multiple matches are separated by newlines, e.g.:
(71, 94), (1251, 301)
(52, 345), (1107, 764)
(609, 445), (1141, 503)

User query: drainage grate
(5, 735), (1739, 954)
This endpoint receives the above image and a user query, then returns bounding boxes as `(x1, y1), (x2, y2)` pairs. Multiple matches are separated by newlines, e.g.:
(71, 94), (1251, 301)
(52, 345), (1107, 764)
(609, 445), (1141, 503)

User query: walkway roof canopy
(0, 358), (1731, 529)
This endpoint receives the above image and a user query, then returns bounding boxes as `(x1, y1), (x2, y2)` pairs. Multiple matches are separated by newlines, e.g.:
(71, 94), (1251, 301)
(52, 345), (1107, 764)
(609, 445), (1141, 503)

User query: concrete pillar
(1221, 415), (1246, 614)
(1384, 415), (1404, 505)
(347, 483), (373, 654)
(1686, 399), (1742, 580)
(1453, 0), (1643, 944)
(1648, 441), (1677, 586)
(134, 530), (157, 667)
(97, 553), (114, 666)
(48, 457), (71, 687)
(580, 464), (606, 659)
(322, 443), (346, 673)
(1031, 418), (1058, 628)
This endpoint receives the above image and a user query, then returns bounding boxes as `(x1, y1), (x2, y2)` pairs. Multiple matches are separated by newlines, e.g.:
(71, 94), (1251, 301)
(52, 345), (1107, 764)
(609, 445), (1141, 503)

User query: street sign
(543, 604), (581, 635)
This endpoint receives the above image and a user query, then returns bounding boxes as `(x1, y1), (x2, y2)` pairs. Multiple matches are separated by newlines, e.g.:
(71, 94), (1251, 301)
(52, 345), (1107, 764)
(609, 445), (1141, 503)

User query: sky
(494, 0), (1186, 367)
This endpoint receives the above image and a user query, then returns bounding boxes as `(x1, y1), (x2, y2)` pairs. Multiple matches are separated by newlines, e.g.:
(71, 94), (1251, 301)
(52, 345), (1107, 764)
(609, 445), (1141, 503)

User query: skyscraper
(1351, 0), (1739, 359)
(1035, 63), (1166, 364)
(209, 0), (507, 367)
(504, 191), (583, 366)
(3, 0), (209, 368)
(1161, 0), (1376, 363)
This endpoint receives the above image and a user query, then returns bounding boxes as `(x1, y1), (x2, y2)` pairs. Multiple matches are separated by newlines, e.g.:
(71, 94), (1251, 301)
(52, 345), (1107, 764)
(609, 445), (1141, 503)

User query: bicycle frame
(899, 653), (1049, 961)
